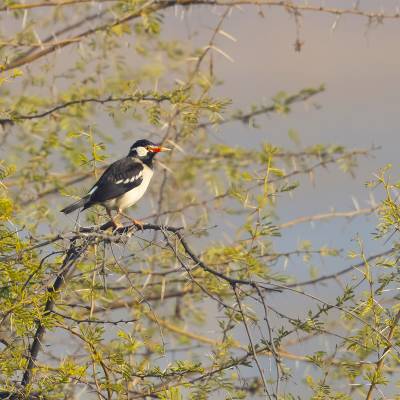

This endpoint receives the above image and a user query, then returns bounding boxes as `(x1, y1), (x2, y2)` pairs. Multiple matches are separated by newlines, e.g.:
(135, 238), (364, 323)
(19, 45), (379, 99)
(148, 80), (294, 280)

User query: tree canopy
(1, 1), (400, 399)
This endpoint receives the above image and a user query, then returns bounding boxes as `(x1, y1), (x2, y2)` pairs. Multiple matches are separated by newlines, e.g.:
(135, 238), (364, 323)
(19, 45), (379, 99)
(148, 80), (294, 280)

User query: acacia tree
(0, 1), (400, 399)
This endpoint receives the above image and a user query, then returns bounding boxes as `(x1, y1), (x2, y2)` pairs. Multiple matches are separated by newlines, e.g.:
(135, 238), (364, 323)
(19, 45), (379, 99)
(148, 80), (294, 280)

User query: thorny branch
(21, 237), (92, 387)
(278, 205), (378, 229)
(2, 0), (400, 16)
(0, 94), (171, 125)
(1, 218), (398, 398)
(2, 1), (400, 72)
(199, 86), (325, 128)
(365, 308), (400, 400)
(288, 247), (395, 288)
(0, 0), (117, 11)
(233, 285), (271, 399)
(2, 0), (168, 72)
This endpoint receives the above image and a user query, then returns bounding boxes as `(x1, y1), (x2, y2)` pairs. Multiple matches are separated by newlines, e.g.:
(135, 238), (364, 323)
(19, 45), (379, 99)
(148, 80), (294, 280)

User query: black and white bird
(61, 139), (170, 228)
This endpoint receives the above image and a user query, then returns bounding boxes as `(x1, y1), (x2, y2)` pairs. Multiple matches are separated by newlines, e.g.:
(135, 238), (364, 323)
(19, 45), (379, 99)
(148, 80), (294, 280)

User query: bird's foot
(118, 211), (144, 230)
(111, 220), (124, 232)
(132, 219), (144, 230)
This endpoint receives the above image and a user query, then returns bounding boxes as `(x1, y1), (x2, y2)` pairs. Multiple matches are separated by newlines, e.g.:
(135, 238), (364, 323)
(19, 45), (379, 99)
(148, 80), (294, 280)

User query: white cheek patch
(136, 146), (148, 157)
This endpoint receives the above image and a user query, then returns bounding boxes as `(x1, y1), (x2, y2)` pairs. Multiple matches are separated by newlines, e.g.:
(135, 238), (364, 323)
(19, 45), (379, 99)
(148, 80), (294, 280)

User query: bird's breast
(114, 165), (153, 211)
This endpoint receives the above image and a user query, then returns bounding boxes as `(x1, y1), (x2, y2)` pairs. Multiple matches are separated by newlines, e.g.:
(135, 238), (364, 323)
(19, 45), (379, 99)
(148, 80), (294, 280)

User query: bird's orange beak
(149, 145), (171, 153)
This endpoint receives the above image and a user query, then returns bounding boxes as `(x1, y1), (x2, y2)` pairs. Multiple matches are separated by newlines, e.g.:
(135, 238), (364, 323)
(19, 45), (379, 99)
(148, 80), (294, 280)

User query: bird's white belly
(105, 165), (153, 211)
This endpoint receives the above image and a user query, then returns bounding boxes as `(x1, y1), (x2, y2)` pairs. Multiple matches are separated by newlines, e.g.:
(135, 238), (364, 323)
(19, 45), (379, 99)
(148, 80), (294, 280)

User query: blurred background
(164, 4), (400, 396)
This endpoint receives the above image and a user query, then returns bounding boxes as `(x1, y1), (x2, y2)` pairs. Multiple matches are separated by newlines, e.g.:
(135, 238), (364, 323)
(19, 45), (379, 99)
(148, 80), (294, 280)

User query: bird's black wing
(87, 157), (144, 204)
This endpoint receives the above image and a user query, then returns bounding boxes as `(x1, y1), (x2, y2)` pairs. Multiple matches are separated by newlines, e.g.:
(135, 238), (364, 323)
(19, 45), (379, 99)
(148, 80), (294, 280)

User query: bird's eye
(136, 146), (148, 157)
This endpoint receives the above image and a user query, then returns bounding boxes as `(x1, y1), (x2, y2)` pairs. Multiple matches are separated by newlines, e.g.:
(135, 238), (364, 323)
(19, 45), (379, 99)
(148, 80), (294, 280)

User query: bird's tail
(60, 196), (90, 214)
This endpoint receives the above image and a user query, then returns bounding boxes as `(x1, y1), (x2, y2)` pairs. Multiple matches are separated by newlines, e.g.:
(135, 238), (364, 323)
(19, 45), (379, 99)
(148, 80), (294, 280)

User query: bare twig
(233, 285), (271, 399)
(0, 0), (117, 11)
(0, 94), (171, 125)
(2, 0), (399, 18)
(290, 248), (395, 288)
(278, 206), (378, 229)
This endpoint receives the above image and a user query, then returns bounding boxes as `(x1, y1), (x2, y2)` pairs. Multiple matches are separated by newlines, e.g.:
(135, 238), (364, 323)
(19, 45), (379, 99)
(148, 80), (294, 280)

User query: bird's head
(128, 139), (170, 163)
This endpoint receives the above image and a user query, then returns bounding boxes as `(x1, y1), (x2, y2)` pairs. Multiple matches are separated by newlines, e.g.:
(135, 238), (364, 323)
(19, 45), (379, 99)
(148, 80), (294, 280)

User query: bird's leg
(119, 210), (144, 230)
(107, 209), (123, 230)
